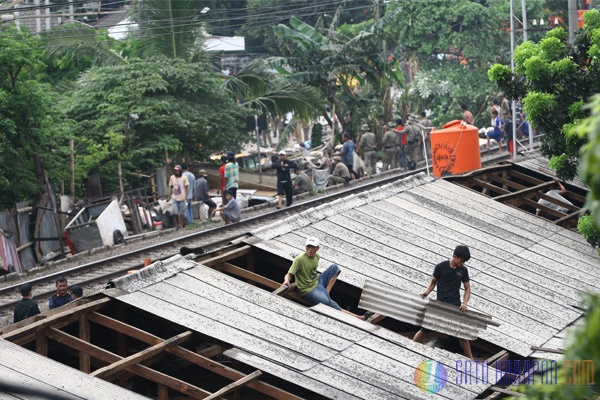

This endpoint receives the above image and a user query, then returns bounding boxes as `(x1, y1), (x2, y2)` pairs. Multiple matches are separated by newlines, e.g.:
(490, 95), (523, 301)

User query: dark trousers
(277, 180), (293, 206)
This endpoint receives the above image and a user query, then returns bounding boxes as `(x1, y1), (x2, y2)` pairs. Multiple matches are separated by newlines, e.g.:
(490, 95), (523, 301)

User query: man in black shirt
(13, 283), (41, 323)
(272, 150), (297, 209)
(413, 245), (473, 360)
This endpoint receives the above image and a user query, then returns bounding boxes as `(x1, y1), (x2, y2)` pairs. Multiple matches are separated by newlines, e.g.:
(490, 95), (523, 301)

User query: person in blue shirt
(216, 191), (241, 224)
(335, 132), (357, 180)
(49, 277), (73, 310)
(486, 110), (504, 153)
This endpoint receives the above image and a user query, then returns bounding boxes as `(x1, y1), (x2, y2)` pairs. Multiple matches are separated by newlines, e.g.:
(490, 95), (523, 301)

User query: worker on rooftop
(282, 237), (373, 321)
(49, 277), (73, 310)
(413, 245), (474, 360)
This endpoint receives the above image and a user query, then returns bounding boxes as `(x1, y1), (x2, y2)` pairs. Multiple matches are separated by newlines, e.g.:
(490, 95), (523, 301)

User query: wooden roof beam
(88, 311), (303, 400)
(204, 370), (262, 400)
(1, 298), (111, 342)
(493, 181), (556, 202)
(44, 327), (211, 399)
(202, 245), (252, 267)
(90, 331), (193, 380)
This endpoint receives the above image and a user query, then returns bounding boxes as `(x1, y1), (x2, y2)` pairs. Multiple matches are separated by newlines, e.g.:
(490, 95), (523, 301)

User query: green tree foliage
(516, 294), (600, 399)
(489, 11), (600, 181)
(136, 0), (206, 60)
(272, 13), (402, 134)
(0, 25), (67, 208)
(573, 93), (600, 229)
(67, 58), (247, 194)
(380, 0), (510, 126)
(242, 0), (373, 54)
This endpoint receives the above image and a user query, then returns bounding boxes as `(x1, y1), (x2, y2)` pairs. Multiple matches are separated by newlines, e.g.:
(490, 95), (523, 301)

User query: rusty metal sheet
(224, 348), (363, 400)
(16, 201), (36, 270)
(141, 281), (338, 363)
(117, 290), (318, 372)
(0, 340), (149, 399)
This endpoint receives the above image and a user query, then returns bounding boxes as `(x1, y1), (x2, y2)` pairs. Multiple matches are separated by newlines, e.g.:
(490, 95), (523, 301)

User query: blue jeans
(185, 200), (194, 224)
(303, 264), (342, 311)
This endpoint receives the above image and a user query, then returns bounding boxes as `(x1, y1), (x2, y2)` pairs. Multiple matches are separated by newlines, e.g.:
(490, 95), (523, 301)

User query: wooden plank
(225, 348), (361, 400)
(219, 262), (280, 290)
(490, 386), (525, 397)
(36, 329), (47, 357)
(505, 169), (545, 186)
(202, 245), (252, 267)
(1, 298), (111, 342)
(471, 177), (510, 196)
(44, 327), (211, 399)
(168, 345), (304, 400)
(158, 385), (169, 400)
(485, 350), (509, 366)
(494, 181), (555, 202)
(203, 370), (262, 400)
(91, 331), (193, 379)
(80, 314), (91, 373)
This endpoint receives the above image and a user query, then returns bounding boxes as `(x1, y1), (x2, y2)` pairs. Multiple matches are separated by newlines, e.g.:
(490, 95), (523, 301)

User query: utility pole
(568, 0), (578, 44)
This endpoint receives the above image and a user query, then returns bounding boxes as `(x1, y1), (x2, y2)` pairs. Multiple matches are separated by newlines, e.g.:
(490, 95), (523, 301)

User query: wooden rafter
(202, 245), (252, 267)
(204, 370), (262, 400)
(90, 331), (193, 380)
(87, 311), (304, 400)
(44, 327), (211, 399)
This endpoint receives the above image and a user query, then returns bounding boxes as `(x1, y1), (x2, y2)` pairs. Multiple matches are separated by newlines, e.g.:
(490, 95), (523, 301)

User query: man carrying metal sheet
(413, 245), (474, 360)
(282, 237), (373, 321)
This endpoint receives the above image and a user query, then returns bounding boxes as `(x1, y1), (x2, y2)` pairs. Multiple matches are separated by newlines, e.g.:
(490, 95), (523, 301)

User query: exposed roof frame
(1, 295), (306, 400)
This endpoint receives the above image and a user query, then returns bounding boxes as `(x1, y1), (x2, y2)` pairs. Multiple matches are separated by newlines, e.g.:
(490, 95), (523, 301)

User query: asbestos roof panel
(513, 151), (588, 190)
(248, 173), (600, 357)
(0, 339), (149, 400)
(114, 257), (491, 399)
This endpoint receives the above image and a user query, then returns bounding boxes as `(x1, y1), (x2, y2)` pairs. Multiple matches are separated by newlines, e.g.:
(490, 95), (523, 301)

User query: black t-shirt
(273, 159), (297, 182)
(433, 260), (469, 306)
(13, 298), (41, 323)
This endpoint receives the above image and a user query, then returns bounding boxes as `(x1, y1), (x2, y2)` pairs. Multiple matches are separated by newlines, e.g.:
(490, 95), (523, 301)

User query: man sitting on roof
(282, 237), (372, 321)
(413, 245), (474, 360)
(536, 178), (573, 218)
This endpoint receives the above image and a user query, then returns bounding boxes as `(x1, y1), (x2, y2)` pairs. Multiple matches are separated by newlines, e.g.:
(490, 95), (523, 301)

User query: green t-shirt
(288, 253), (319, 296)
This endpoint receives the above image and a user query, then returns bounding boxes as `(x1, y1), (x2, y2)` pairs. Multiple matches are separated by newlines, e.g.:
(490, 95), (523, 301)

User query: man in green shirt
(282, 237), (372, 320)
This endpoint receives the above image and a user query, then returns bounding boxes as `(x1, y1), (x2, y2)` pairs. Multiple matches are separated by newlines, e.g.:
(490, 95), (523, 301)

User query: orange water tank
(430, 120), (481, 177)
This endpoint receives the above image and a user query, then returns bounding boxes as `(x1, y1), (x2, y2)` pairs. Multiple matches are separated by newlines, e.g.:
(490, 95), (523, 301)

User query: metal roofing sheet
(0, 339), (149, 400)
(115, 257), (491, 399)
(248, 172), (600, 357)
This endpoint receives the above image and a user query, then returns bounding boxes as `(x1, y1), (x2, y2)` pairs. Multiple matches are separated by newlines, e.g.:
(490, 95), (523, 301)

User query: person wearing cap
(13, 283), (41, 323)
(328, 155), (350, 186)
(356, 124), (377, 176)
(402, 115), (423, 170)
(381, 123), (398, 172)
(181, 163), (196, 225)
(224, 151), (239, 201)
(293, 166), (312, 195)
(334, 132), (357, 180)
(272, 150), (298, 208)
(216, 190), (241, 224)
(167, 165), (189, 230)
(282, 237), (373, 320)
(194, 169), (217, 218)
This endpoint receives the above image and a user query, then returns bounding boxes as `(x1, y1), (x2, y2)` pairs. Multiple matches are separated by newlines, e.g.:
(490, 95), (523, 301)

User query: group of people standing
(482, 93), (530, 157)
(168, 152), (241, 229)
(14, 277), (83, 323)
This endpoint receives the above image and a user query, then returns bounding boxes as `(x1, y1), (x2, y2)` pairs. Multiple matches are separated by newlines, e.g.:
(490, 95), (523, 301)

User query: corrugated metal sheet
(115, 257), (495, 399)
(248, 172), (600, 358)
(0, 339), (149, 400)
(359, 280), (500, 340)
